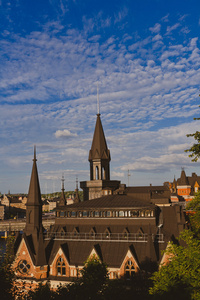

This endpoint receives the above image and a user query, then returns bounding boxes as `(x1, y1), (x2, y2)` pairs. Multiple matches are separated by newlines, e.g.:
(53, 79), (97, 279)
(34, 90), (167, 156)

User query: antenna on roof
(97, 82), (100, 115)
(128, 169), (131, 187)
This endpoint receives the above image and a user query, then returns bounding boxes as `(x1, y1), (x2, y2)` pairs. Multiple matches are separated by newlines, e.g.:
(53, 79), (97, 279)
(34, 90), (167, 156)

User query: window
(132, 210), (138, 217)
(95, 211), (99, 217)
(71, 211), (76, 217)
(18, 260), (30, 274)
(119, 211), (124, 217)
(107, 211), (111, 217)
(124, 260), (135, 278)
(60, 211), (65, 217)
(57, 257), (66, 276)
(83, 211), (87, 217)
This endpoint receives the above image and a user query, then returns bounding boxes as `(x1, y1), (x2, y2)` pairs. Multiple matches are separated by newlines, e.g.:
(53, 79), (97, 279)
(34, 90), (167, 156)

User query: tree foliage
(0, 235), (19, 300)
(149, 230), (200, 300)
(185, 102), (200, 161)
(186, 191), (200, 237)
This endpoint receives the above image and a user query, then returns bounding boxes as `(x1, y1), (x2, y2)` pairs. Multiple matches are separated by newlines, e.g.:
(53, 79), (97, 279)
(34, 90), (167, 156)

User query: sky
(1, 0), (200, 194)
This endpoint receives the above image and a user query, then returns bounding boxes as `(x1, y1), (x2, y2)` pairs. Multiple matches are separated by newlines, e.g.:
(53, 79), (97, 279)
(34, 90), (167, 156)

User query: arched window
(96, 166), (99, 180)
(57, 257), (66, 276)
(124, 260), (135, 278)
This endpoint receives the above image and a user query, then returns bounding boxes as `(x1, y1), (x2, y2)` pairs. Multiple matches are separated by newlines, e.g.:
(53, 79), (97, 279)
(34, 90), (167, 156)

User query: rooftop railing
(44, 232), (164, 243)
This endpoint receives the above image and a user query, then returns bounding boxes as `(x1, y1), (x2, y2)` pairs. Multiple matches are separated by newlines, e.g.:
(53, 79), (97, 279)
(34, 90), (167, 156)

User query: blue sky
(1, 0), (200, 194)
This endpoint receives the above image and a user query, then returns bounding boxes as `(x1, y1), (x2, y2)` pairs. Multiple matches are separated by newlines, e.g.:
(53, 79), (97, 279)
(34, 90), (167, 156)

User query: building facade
(13, 113), (187, 287)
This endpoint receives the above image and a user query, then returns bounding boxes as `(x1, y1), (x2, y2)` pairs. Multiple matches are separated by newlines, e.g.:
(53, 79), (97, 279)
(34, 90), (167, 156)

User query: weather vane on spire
(97, 82), (100, 115)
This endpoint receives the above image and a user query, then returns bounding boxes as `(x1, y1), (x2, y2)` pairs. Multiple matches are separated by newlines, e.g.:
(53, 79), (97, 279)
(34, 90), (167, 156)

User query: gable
(120, 249), (140, 271)
(13, 237), (35, 277)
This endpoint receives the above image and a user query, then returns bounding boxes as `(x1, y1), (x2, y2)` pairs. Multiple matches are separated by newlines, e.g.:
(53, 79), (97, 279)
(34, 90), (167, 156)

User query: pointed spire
(27, 146), (42, 206)
(24, 146), (43, 235)
(74, 176), (80, 203)
(59, 174), (66, 206)
(88, 114), (111, 161)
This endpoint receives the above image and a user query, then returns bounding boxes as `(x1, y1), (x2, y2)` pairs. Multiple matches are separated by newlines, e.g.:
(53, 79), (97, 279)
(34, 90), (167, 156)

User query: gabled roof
(88, 114), (110, 161)
(48, 240), (157, 269)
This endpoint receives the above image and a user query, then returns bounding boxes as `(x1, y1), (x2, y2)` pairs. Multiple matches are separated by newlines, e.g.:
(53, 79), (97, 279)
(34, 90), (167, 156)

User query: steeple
(58, 175), (66, 206)
(24, 146), (43, 235)
(88, 114), (111, 180)
(74, 176), (81, 203)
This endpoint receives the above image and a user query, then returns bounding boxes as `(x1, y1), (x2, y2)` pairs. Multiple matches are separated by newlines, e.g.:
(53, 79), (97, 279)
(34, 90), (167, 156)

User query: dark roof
(47, 240), (157, 269)
(88, 114), (110, 161)
(58, 194), (155, 210)
(177, 169), (189, 186)
(126, 186), (169, 193)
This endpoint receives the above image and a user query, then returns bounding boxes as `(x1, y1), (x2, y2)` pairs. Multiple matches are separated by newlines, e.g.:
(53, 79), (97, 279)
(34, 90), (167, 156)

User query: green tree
(186, 191), (200, 237)
(0, 235), (19, 300)
(185, 102), (200, 161)
(149, 230), (200, 300)
(25, 282), (56, 300)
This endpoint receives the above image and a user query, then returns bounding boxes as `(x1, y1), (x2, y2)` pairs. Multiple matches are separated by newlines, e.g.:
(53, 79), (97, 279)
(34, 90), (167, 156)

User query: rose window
(18, 260), (31, 274)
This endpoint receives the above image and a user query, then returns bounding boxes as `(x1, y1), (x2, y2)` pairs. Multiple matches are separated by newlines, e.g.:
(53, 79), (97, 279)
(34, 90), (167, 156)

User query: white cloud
(149, 23), (161, 34)
(166, 23), (181, 35)
(55, 129), (77, 138)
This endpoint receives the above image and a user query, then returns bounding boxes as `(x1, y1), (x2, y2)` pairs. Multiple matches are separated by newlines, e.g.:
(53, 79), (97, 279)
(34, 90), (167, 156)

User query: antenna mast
(128, 169), (131, 187)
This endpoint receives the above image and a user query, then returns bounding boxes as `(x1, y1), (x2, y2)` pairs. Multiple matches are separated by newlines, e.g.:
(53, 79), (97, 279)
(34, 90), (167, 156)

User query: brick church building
(13, 113), (187, 287)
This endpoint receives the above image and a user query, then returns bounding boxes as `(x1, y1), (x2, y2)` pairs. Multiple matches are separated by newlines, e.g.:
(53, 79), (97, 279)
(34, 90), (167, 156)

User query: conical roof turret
(88, 114), (111, 161)
(179, 169), (189, 185)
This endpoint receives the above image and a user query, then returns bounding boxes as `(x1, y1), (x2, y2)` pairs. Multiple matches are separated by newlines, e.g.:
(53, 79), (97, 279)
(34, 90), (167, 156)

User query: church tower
(24, 146), (43, 236)
(80, 113), (120, 201)
(89, 113), (111, 181)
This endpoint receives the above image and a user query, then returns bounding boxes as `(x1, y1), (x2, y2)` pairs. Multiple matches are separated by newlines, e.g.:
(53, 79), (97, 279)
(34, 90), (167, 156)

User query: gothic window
(96, 166), (99, 180)
(124, 260), (135, 278)
(18, 260), (31, 274)
(56, 257), (66, 276)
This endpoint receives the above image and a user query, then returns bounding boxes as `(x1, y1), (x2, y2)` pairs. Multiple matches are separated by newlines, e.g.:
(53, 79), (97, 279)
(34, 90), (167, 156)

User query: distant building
(169, 169), (200, 206)
(0, 204), (5, 220)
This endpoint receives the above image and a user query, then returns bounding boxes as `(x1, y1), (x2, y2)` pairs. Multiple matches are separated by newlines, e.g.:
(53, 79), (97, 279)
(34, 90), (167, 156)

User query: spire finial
(97, 82), (100, 115)
(76, 176), (78, 190)
(61, 174), (65, 192)
(33, 145), (37, 162)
